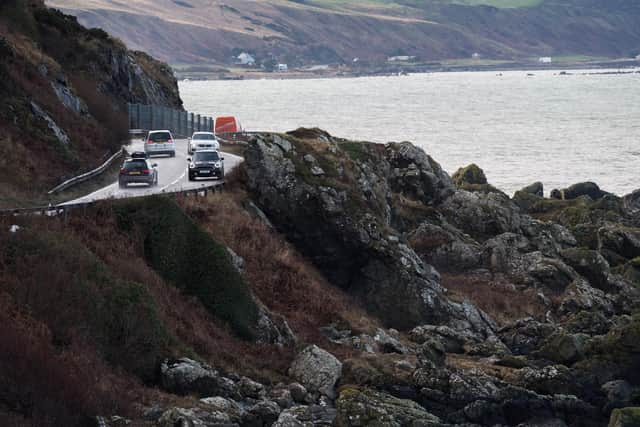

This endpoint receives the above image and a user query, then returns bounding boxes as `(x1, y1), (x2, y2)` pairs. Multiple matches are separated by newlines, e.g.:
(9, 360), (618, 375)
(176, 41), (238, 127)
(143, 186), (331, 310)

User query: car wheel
(188, 174), (194, 182)
(119, 182), (126, 189)
(170, 151), (176, 158)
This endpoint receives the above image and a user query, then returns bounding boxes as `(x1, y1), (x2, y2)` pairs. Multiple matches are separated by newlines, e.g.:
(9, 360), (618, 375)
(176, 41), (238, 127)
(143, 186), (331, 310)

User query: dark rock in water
(335, 386), (442, 426)
(452, 163), (487, 186)
(551, 182), (610, 201)
(520, 182), (544, 197)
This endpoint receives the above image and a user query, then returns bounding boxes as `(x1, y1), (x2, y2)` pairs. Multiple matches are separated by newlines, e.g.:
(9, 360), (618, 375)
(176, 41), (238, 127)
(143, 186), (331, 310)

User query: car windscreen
(149, 132), (171, 142)
(123, 160), (147, 170)
(194, 152), (220, 162)
(193, 134), (215, 140)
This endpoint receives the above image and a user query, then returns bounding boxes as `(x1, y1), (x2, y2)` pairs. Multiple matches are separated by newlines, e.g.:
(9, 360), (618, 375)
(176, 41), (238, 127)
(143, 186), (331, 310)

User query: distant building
(472, 52), (481, 59)
(539, 57), (552, 63)
(306, 65), (330, 71)
(636, 54), (640, 61)
(277, 63), (288, 72)
(237, 52), (255, 66)
(388, 55), (416, 62)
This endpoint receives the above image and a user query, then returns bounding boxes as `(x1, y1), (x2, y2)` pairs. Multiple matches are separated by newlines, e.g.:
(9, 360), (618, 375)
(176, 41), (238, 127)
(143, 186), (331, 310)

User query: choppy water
(180, 69), (640, 196)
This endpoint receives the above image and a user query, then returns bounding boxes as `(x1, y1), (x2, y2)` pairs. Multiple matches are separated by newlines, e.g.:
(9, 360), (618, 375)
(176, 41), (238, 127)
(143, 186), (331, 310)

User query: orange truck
(214, 116), (243, 135)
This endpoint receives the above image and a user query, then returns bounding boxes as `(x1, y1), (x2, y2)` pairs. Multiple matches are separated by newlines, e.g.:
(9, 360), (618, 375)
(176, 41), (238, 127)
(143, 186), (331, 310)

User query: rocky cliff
(0, 0), (182, 207)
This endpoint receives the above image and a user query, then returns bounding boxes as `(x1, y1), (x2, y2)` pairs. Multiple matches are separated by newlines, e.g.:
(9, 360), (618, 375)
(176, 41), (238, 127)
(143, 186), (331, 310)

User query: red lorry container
(214, 116), (243, 134)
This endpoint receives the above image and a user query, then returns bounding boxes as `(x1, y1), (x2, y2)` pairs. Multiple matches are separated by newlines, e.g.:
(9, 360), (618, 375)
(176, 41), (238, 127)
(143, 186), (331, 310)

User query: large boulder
(335, 386), (443, 426)
(408, 221), (482, 271)
(452, 163), (487, 186)
(439, 190), (524, 240)
(273, 405), (337, 426)
(289, 345), (342, 399)
(244, 133), (496, 334)
(160, 358), (239, 398)
(551, 182), (609, 201)
(560, 248), (611, 291)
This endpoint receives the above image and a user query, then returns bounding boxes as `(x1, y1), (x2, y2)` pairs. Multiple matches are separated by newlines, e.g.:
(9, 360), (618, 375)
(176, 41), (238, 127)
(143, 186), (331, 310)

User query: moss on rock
(608, 407), (640, 427)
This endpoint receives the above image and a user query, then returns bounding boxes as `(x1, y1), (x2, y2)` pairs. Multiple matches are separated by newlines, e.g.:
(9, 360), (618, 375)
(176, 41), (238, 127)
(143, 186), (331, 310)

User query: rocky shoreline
(120, 129), (640, 427)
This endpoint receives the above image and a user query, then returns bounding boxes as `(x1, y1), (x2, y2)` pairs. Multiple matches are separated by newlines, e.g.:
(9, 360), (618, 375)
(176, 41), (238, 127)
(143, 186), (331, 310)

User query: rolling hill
(45, 0), (640, 67)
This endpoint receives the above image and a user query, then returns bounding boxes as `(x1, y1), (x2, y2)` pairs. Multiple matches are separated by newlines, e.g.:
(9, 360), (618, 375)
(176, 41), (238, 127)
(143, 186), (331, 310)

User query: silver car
(144, 130), (176, 157)
(188, 132), (220, 154)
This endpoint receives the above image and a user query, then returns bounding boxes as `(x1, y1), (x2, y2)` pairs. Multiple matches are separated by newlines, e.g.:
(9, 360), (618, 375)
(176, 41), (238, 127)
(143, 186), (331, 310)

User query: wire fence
(128, 104), (214, 137)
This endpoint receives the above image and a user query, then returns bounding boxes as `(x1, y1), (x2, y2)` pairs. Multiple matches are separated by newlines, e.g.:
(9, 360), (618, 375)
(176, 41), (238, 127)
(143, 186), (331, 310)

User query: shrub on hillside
(0, 229), (172, 382)
(0, 293), (136, 426)
(114, 196), (259, 339)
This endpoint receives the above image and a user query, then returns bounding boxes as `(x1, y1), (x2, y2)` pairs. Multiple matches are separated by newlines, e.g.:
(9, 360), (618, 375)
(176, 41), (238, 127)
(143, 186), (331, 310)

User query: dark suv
(188, 150), (224, 181)
(119, 158), (158, 188)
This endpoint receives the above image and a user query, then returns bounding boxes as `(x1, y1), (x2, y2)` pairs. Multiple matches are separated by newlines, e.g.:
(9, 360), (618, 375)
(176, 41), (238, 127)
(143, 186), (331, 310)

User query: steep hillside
(3, 131), (640, 425)
(45, 0), (640, 66)
(0, 0), (182, 207)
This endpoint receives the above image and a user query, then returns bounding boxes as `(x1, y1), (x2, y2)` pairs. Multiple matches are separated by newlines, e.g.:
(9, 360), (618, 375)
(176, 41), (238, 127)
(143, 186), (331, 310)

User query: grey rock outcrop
(289, 345), (342, 399)
(30, 101), (70, 146)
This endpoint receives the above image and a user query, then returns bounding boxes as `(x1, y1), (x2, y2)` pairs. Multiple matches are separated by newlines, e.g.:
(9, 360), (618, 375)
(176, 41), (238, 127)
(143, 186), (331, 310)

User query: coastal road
(63, 139), (242, 205)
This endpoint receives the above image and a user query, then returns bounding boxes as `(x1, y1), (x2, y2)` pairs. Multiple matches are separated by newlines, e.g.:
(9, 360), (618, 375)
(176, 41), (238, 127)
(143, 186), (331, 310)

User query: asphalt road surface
(64, 139), (242, 205)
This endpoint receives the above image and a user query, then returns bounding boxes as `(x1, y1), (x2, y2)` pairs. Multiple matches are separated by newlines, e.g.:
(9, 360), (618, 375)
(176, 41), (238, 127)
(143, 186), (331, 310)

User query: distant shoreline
(175, 59), (640, 82)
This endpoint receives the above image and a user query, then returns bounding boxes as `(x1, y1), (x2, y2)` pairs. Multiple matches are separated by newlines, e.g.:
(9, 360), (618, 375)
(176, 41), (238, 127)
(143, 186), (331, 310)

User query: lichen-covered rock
(608, 407), (640, 427)
(335, 386), (443, 426)
(598, 225), (640, 265)
(520, 182), (544, 197)
(409, 221), (482, 271)
(245, 133), (496, 334)
(440, 190), (523, 239)
(273, 404), (337, 426)
(560, 248), (611, 291)
(160, 358), (239, 398)
(515, 365), (575, 395)
(157, 407), (233, 427)
(242, 400), (282, 427)
(289, 345), (342, 399)
(452, 163), (488, 186)
(538, 331), (589, 365)
(498, 318), (556, 355)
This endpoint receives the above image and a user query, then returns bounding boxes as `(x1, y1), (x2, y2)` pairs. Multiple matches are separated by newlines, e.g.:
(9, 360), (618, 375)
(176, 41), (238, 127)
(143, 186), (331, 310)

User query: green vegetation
(114, 196), (260, 339)
(0, 229), (172, 382)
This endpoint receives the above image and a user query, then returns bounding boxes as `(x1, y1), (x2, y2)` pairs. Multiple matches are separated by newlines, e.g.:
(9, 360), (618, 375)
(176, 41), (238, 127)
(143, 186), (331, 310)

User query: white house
(538, 57), (552, 64)
(277, 63), (288, 72)
(388, 55), (416, 62)
(472, 52), (481, 59)
(636, 54), (640, 61)
(237, 52), (255, 66)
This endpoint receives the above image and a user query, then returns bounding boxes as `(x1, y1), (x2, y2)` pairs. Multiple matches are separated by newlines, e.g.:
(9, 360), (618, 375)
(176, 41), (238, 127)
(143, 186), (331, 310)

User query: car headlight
(189, 163), (195, 169)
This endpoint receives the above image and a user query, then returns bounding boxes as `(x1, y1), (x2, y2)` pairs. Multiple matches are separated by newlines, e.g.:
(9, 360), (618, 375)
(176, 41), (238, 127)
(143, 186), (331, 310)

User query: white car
(188, 132), (220, 154)
(144, 130), (175, 157)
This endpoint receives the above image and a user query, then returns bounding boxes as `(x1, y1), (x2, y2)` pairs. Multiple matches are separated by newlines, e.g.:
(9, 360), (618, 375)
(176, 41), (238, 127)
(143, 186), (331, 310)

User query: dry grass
(446, 353), (520, 383)
(442, 273), (546, 326)
(178, 189), (381, 346)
